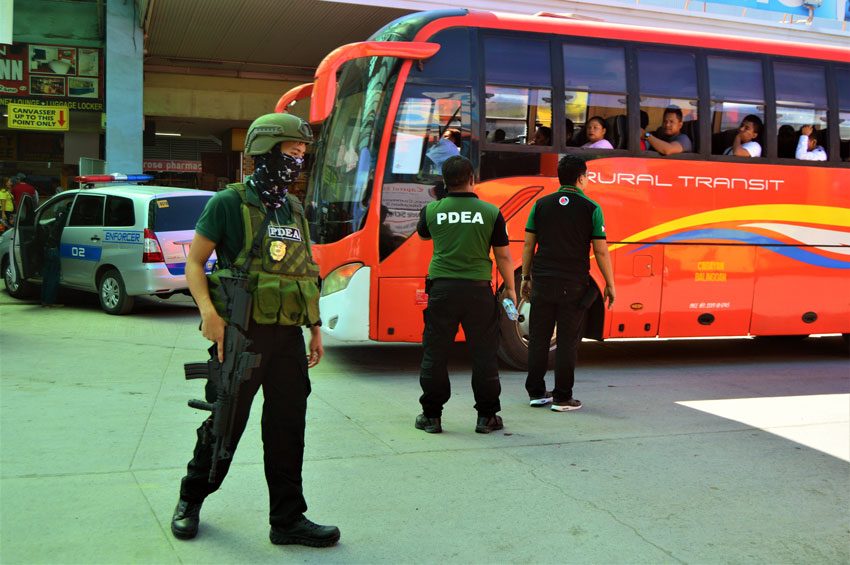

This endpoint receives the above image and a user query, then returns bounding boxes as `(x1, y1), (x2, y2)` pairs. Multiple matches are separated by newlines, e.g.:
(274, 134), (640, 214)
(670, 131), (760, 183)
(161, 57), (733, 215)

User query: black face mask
(252, 149), (304, 209)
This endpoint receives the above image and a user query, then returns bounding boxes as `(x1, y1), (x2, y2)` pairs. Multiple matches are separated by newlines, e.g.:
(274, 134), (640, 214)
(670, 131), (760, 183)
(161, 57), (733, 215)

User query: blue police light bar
(74, 174), (154, 183)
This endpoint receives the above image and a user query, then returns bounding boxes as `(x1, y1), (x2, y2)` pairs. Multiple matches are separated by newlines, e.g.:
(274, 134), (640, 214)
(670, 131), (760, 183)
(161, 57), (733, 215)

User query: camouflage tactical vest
(208, 183), (320, 326)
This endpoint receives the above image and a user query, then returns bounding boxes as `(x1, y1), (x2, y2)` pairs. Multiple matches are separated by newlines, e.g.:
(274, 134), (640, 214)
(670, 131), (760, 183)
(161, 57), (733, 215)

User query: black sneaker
(475, 414), (504, 434)
(529, 391), (553, 407)
(171, 499), (202, 540)
(551, 398), (582, 412)
(270, 516), (341, 547)
(415, 413), (442, 433)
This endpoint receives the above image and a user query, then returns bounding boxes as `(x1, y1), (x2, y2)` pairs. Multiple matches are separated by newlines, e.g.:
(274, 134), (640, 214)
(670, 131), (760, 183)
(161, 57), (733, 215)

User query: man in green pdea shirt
(415, 156), (517, 435)
(521, 154), (615, 412)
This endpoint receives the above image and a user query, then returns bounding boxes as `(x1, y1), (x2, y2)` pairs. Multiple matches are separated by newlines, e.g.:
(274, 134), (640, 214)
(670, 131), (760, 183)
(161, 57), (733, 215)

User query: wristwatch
(644, 132), (651, 139)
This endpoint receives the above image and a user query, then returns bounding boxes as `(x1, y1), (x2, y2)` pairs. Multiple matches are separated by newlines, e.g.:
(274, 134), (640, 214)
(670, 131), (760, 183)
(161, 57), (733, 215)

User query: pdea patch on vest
(436, 211), (484, 225)
(268, 225), (303, 241)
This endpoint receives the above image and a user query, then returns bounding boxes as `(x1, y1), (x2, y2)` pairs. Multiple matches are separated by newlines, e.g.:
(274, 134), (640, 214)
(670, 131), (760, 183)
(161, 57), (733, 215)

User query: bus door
(377, 84), (473, 341)
(658, 245), (756, 337)
(608, 244), (663, 338)
(62, 193), (105, 287)
(12, 194), (39, 279)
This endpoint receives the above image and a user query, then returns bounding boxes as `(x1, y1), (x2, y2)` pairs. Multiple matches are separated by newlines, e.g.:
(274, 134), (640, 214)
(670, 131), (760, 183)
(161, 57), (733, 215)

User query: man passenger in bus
(644, 106), (692, 155)
(493, 129), (507, 143)
(426, 128), (462, 171)
(529, 126), (552, 146)
(581, 116), (613, 149)
(415, 155), (517, 434)
(724, 114), (763, 158)
(795, 125), (827, 161)
(521, 155), (615, 412)
(565, 118), (575, 146)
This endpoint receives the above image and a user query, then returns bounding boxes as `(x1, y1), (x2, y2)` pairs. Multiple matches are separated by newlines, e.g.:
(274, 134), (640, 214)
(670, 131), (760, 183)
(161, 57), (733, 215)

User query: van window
(151, 195), (212, 231)
(68, 194), (105, 227)
(105, 196), (135, 227)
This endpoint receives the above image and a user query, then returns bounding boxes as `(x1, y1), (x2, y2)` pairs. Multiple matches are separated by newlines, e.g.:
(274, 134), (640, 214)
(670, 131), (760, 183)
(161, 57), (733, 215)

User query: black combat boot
(270, 516), (341, 547)
(171, 499), (203, 539)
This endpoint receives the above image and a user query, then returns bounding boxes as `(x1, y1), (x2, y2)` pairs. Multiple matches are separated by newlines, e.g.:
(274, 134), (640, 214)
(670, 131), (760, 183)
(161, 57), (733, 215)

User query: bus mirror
(310, 41), (441, 124)
(275, 83), (314, 114)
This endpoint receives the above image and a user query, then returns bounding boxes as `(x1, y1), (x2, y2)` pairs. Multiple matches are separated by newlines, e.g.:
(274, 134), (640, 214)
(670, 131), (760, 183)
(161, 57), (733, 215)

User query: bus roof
(373, 9), (849, 64)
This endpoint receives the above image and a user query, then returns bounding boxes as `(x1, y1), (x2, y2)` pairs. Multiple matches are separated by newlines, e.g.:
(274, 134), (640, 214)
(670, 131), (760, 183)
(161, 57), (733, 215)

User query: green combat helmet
(244, 113), (313, 155)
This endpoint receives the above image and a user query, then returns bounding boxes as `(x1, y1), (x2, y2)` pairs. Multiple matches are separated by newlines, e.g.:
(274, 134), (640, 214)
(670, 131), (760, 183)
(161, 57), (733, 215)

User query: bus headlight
(321, 262), (364, 296)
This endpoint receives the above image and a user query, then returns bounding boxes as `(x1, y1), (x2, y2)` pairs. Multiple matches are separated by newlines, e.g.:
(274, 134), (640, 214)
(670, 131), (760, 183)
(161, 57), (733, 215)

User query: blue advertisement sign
(708, 0), (844, 20)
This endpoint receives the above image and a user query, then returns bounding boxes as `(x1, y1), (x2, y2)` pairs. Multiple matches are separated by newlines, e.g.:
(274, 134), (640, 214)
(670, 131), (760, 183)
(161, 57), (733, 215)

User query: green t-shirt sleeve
(525, 202), (537, 232)
(591, 205), (606, 239)
(194, 190), (231, 243)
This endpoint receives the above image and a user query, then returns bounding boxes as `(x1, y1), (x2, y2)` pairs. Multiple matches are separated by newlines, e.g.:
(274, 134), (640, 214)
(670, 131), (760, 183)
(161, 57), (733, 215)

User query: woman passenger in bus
(581, 116), (614, 150)
(724, 114), (763, 158)
(529, 126), (552, 146)
(795, 125), (827, 161)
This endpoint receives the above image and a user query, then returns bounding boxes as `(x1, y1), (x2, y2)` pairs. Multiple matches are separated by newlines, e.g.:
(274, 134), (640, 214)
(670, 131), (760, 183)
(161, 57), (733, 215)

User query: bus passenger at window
(795, 125), (827, 161)
(724, 115), (762, 158)
(565, 119), (575, 146)
(529, 126), (552, 146)
(426, 128), (462, 169)
(581, 116), (613, 150)
(644, 106), (692, 155)
(493, 129), (506, 143)
(638, 111), (650, 151)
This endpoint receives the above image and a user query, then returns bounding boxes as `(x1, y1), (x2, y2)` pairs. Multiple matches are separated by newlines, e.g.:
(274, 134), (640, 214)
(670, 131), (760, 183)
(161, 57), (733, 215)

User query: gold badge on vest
(269, 240), (287, 261)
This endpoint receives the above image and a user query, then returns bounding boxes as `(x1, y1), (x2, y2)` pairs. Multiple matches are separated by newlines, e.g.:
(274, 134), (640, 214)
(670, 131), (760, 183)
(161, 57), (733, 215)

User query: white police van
(1, 174), (214, 314)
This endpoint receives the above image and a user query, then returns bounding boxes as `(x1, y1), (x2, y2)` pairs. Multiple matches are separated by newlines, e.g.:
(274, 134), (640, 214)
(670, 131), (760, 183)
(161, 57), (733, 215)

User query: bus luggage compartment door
(608, 245), (663, 338)
(377, 277), (428, 342)
(750, 245), (850, 336)
(658, 245), (756, 337)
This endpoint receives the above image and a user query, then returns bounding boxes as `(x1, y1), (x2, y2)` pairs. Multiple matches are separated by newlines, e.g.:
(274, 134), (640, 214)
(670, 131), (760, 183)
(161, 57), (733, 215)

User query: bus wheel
(497, 274), (556, 371)
(3, 256), (34, 299)
(99, 269), (134, 315)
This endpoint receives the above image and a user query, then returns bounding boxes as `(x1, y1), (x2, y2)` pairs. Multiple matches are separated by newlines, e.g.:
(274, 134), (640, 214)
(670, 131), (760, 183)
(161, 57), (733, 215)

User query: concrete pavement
(1, 289), (848, 564)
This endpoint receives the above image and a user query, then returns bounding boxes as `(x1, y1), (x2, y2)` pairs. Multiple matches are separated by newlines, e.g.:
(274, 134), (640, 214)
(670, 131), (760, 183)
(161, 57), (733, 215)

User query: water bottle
(502, 298), (519, 321)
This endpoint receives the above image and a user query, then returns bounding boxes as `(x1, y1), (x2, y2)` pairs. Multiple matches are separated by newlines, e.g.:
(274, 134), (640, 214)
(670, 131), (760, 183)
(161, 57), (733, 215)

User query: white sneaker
(529, 392), (553, 407)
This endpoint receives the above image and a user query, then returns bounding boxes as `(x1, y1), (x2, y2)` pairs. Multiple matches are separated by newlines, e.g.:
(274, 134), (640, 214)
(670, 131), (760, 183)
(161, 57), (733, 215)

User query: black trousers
(525, 278), (589, 402)
(179, 324), (310, 528)
(419, 279), (501, 418)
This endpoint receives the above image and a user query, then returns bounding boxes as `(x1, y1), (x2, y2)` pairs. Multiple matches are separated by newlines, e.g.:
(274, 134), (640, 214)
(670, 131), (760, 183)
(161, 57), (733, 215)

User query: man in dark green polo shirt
(415, 155), (517, 434)
(521, 154), (615, 412)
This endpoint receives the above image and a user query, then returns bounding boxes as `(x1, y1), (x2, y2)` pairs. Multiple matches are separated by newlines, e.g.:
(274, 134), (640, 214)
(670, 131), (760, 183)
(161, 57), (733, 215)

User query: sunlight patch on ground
(678, 394), (850, 462)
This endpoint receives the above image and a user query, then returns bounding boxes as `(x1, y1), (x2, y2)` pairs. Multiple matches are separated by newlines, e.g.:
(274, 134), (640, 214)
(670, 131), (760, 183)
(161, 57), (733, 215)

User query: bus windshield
(306, 56), (399, 244)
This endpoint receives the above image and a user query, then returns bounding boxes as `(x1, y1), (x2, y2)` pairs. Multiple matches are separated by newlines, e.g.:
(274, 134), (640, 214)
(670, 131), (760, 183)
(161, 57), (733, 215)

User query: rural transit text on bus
(281, 9), (850, 369)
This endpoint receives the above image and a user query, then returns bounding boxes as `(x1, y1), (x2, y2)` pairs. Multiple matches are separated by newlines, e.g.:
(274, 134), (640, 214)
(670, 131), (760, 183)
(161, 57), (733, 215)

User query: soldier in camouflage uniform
(171, 112), (340, 547)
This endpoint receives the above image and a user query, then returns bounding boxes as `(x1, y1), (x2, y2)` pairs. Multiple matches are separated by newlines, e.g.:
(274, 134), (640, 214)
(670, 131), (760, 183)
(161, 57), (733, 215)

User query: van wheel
(496, 272), (556, 370)
(99, 269), (134, 315)
(3, 257), (34, 299)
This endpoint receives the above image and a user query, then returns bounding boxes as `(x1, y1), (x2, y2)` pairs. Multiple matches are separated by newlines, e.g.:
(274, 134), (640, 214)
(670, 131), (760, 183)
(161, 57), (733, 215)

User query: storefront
(0, 41), (105, 199)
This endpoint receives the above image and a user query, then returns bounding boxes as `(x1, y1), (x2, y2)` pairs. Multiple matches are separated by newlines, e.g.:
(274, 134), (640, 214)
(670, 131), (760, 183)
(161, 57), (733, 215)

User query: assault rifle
(183, 271), (261, 483)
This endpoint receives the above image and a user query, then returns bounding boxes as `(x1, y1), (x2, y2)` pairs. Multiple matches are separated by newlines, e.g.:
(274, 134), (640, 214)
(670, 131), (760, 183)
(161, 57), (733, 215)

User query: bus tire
(3, 256), (34, 299)
(98, 269), (134, 315)
(497, 272), (555, 371)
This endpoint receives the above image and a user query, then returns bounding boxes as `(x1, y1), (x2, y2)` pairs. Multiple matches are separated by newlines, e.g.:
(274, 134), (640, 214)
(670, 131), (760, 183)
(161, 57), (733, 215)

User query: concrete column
(104, 0), (143, 173)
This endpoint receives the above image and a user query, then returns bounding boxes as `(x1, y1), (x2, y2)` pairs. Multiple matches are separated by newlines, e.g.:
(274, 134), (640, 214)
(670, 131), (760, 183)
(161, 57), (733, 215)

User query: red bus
(278, 9), (850, 368)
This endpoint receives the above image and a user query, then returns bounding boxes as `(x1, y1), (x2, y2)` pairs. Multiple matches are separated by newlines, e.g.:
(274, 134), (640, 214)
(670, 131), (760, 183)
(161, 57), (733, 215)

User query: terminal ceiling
(141, 0), (414, 139)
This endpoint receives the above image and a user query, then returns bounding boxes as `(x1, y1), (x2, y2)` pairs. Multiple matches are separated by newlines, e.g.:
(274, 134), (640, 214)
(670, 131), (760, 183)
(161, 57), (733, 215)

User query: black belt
(430, 278), (491, 287)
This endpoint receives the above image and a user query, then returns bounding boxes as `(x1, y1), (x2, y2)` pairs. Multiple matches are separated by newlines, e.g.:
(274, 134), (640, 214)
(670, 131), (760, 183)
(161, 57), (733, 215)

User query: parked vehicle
(1, 175), (214, 314)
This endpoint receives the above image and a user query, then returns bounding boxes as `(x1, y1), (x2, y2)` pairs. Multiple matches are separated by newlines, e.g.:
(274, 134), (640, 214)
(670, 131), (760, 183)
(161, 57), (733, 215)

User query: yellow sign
(7, 103), (70, 131)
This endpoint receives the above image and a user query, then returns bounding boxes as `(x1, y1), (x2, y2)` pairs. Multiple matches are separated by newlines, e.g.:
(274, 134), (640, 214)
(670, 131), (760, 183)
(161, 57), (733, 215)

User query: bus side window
(775, 61), (829, 161)
(838, 67), (850, 162)
(637, 48), (699, 155)
(563, 42), (627, 149)
(707, 55), (765, 157)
